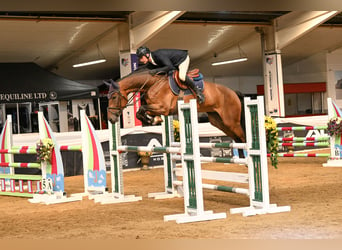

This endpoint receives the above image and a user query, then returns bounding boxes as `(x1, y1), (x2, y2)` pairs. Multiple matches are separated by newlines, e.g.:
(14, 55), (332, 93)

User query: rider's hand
(149, 69), (158, 75)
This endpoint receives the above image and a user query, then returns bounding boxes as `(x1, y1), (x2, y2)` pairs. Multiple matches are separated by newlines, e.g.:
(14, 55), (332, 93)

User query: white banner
(120, 52), (142, 128)
(264, 52), (285, 117)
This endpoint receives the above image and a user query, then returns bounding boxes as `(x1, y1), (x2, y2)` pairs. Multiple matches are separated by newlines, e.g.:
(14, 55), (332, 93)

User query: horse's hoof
(152, 116), (163, 125)
(197, 94), (205, 104)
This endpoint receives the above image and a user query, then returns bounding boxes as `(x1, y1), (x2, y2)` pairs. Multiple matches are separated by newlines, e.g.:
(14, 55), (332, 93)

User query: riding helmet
(136, 46), (150, 58)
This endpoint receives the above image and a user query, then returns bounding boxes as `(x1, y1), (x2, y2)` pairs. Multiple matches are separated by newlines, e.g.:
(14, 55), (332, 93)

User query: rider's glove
(149, 69), (158, 75)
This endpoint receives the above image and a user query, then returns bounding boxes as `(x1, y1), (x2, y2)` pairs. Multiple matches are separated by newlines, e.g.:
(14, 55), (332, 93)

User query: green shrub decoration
(173, 119), (180, 142)
(265, 116), (278, 169)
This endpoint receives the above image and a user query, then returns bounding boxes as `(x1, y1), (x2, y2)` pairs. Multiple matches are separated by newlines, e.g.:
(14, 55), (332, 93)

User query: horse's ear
(103, 79), (114, 86)
(103, 79), (119, 90)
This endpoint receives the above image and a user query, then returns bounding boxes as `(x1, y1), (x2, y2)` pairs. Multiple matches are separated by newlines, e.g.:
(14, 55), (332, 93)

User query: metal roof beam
(274, 11), (340, 50)
(128, 11), (185, 51)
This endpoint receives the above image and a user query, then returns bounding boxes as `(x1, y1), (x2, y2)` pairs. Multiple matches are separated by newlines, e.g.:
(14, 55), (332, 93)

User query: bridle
(107, 90), (128, 117)
(107, 76), (150, 117)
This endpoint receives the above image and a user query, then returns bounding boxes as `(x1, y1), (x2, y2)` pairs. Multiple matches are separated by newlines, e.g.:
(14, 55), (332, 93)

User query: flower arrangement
(173, 119), (180, 142)
(36, 138), (54, 163)
(137, 151), (153, 157)
(265, 116), (278, 169)
(327, 117), (342, 136)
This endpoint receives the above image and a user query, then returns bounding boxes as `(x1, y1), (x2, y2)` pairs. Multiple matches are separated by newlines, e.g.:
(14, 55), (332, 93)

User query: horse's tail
(235, 91), (246, 135)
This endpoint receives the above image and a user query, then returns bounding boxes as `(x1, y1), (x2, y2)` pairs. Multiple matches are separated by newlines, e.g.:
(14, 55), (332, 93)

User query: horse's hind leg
(207, 112), (246, 158)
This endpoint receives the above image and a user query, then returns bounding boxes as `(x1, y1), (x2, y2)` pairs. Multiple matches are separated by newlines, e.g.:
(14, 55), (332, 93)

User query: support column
(258, 25), (285, 117)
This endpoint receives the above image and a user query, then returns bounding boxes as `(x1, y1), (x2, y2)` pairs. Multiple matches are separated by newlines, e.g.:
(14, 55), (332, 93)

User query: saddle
(168, 69), (204, 96)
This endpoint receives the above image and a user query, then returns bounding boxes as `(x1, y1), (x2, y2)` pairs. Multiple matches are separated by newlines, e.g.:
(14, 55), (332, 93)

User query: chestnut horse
(106, 69), (246, 157)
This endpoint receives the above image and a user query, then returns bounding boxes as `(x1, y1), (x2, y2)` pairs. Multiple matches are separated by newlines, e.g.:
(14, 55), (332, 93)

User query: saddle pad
(168, 71), (204, 96)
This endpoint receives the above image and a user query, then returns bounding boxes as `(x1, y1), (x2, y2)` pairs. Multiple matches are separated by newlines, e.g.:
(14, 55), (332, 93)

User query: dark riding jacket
(148, 49), (188, 73)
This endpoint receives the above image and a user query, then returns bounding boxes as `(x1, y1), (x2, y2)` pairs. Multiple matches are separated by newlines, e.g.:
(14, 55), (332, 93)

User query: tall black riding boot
(184, 76), (205, 104)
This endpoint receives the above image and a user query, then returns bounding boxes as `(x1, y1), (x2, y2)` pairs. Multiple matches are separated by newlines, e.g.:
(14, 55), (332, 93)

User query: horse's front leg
(143, 103), (174, 125)
(136, 106), (154, 125)
(137, 104), (169, 126)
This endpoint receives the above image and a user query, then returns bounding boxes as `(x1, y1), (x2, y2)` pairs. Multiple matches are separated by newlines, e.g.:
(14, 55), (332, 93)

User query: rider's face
(139, 55), (149, 64)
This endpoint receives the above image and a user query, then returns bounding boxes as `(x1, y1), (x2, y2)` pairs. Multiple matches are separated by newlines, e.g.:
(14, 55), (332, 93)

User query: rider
(136, 46), (205, 104)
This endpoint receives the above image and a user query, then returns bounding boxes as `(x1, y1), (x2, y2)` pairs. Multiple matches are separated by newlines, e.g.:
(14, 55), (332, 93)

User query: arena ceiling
(0, 11), (342, 82)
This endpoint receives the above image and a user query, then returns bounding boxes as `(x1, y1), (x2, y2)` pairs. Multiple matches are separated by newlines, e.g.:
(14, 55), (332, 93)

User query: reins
(107, 74), (161, 115)
(125, 77), (149, 106)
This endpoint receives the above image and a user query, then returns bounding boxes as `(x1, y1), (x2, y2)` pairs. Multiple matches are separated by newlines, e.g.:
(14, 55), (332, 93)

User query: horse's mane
(105, 64), (164, 95)
(115, 65), (152, 82)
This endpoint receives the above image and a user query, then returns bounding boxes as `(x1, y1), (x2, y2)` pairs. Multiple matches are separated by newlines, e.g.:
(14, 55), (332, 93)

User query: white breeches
(178, 55), (190, 82)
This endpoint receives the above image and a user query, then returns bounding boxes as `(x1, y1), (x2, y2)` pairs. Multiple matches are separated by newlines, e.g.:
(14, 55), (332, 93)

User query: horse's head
(105, 70), (162, 124)
(105, 79), (128, 124)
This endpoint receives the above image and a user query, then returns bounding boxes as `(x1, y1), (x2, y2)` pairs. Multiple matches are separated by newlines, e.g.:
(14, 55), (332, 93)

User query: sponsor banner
(264, 52), (285, 117)
(131, 54), (142, 126)
(120, 52), (142, 128)
(0, 91), (57, 103)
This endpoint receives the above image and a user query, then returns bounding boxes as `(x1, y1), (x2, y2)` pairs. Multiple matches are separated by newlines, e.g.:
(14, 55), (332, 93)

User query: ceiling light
(72, 43), (106, 68)
(73, 59), (106, 68)
(212, 44), (248, 66)
(212, 57), (247, 66)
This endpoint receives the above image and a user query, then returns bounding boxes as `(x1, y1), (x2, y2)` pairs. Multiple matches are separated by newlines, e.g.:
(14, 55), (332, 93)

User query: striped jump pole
(173, 180), (249, 196)
(59, 145), (82, 151)
(171, 141), (248, 149)
(0, 145), (82, 154)
(0, 162), (41, 168)
(200, 156), (248, 164)
(118, 145), (181, 154)
(278, 142), (329, 147)
(277, 126), (327, 131)
(268, 153), (330, 157)
(172, 154), (248, 165)
(277, 136), (330, 142)
(172, 168), (249, 196)
(0, 146), (37, 154)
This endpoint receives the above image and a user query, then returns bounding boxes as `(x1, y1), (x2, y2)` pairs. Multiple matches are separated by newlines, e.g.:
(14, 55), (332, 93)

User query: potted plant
(138, 151), (153, 170)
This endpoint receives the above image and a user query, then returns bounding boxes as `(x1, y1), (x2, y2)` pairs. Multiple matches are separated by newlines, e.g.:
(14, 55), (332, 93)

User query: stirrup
(196, 92), (205, 104)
